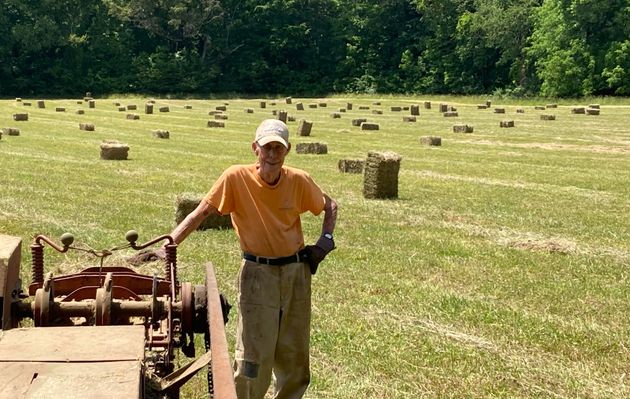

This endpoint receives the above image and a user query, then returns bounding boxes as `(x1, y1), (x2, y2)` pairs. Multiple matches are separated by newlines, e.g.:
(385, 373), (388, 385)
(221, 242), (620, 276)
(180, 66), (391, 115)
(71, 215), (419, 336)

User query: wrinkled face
(253, 140), (290, 181)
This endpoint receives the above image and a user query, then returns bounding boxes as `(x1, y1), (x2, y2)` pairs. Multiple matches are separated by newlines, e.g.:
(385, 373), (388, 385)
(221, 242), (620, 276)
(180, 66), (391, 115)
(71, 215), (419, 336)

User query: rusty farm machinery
(0, 231), (237, 398)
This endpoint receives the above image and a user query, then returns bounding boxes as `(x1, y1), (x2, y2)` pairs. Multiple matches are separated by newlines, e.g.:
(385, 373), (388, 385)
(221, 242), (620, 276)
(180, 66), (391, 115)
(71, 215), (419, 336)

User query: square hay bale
(270, 102), (277, 106)
(77, 101), (83, 104)
(88, 100), (95, 108)
(207, 121), (225, 128)
(288, 116), (296, 122)
(37, 100), (45, 108)
(540, 114), (556, 120)
(372, 109), (383, 115)
(338, 159), (365, 174)
(588, 104), (600, 109)
(244, 108), (254, 113)
(500, 120), (515, 128)
(118, 107), (126, 112)
(278, 110), (288, 123)
(420, 136), (441, 146)
(346, 103), (353, 110)
(452, 124), (473, 133)
(147, 99), (156, 104)
(15, 98), (21, 102)
(100, 141), (129, 160)
(76, 109), (85, 115)
(298, 119), (313, 136)
(330, 112), (341, 118)
(127, 104), (137, 110)
(215, 114), (228, 120)
(534, 105), (545, 110)
(403, 116), (417, 122)
(352, 118), (368, 127)
(363, 151), (401, 199)
(296, 102), (304, 111)
(390, 106), (402, 112)
(285, 97), (292, 104)
(126, 113), (140, 120)
(208, 110), (222, 115)
(361, 122), (379, 131)
(308, 103), (318, 109)
(113, 102), (121, 106)
(318, 102), (327, 107)
(586, 108), (600, 115)
(79, 123), (95, 131)
(12, 113), (28, 121)
(271, 110), (278, 116)
(215, 105), (227, 111)
(423, 101), (431, 109)
(184, 105), (192, 109)
(571, 107), (586, 114)
(145, 104), (153, 114)
(443, 111), (458, 117)
(23, 102), (31, 106)
(373, 101), (381, 106)
(403, 106), (410, 111)
(358, 106), (370, 110)
(338, 108), (346, 113)
(494, 108), (505, 114)
(449, 106), (458, 112)
(2, 128), (20, 136)
(485, 100), (492, 107)
(175, 193), (232, 230)
(439, 103), (448, 113)
(259, 101), (267, 108)
(516, 108), (525, 113)
(546, 103), (557, 108)
(477, 104), (488, 109)
(296, 142), (328, 154)
(152, 130), (170, 139)
(410, 105), (420, 115)
(55, 107), (65, 112)
(159, 106), (170, 112)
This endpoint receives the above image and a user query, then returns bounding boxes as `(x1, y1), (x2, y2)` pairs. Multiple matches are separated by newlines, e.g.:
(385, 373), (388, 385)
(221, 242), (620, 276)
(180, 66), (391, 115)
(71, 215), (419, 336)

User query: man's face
(253, 141), (290, 179)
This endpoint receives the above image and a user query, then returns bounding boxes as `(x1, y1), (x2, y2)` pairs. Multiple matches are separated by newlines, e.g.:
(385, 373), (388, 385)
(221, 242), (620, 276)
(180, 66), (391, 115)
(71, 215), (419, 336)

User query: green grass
(1, 95), (629, 398)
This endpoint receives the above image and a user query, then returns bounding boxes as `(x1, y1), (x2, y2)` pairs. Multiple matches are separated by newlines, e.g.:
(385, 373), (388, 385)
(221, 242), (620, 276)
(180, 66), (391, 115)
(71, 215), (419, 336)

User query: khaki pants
(234, 259), (312, 399)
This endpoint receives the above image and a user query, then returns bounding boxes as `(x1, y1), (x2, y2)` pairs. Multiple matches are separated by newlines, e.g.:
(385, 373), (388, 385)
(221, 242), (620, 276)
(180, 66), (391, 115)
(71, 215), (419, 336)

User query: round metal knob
(60, 233), (74, 247)
(125, 230), (139, 243)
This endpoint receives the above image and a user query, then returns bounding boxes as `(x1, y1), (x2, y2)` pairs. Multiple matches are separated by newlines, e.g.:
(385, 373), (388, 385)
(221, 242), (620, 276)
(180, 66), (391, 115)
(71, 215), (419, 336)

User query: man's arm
(321, 193), (337, 235)
(169, 200), (221, 245)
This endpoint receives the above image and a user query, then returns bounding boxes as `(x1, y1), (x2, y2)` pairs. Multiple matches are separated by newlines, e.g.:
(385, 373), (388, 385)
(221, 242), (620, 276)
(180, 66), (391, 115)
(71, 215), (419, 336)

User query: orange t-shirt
(204, 164), (325, 257)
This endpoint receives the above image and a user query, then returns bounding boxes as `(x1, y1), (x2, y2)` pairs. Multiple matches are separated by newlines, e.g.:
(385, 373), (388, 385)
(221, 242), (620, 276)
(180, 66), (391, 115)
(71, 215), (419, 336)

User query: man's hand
(301, 234), (335, 274)
(127, 247), (167, 266)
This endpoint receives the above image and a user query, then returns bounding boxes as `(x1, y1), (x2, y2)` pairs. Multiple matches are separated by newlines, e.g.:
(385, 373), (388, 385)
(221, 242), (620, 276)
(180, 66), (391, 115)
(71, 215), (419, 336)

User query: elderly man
(164, 119), (337, 398)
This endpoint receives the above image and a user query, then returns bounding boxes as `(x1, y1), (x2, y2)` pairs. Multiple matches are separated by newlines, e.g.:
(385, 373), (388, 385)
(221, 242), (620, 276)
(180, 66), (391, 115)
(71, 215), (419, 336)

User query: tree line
(1, 0), (629, 97)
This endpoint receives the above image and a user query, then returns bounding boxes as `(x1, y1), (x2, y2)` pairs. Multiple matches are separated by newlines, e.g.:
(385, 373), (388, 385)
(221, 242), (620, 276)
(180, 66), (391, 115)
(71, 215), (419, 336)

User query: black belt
(242, 251), (305, 266)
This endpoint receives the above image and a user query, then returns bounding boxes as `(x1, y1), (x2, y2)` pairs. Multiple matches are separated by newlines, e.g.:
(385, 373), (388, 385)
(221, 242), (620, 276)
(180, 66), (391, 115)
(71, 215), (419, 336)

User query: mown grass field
(0, 95), (628, 398)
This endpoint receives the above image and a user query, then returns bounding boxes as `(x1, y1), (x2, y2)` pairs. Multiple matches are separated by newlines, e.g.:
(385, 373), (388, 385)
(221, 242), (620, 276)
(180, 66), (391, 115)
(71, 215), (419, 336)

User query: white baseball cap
(255, 119), (289, 148)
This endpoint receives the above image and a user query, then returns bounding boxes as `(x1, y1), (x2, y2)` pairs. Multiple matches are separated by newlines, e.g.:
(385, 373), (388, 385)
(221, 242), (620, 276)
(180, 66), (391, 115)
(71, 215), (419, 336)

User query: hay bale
(175, 193), (232, 230)
(288, 116), (296, 122)
(55, 107), (65, 112)
(152, 130), (170, 139)
(208, 110), (222, 115)
(113, 102), (121, 106)
(216, 105), (227, 111)
(15, 98), (21, 102)
(100, 141), (129, 160)
(127, 113), (140, 120)
(588, 104), (600, 109)
(516, 108), (525, 113)
(452, 124), (473, 133)
(571, 107), (585, 114)
(207, 121), (225, 128)
(298, 120), (313, 136)
(338, 108), (346, 113)
(148, 99), (156, 104)
(118, 107), (126, 112)
(403, 116), (417, 122)
(145, 104), (153, 114)
(79, 123), (95, 131)
(410, 105), (420, 116)
(23, 102), (31, 106)
(373, 101), (381, 106)
(338, 159), (364, 174)
(278, 110), (288, 123)
(361, 122), (379, 131)
(184, 105), (192, 109)
(546, 103), (557, 109)
(372, 109), (383, 115)
(318, 102), (327, 107)
(330, 112), (341, 118)
(271, 110), (278, 116)
(390, 106), (402, 112)
(215, 114), (228, 120)
(37, 100), (45, 108)
(449, 106), (458, 112)
(88, 100), (95, 109)
(494, 108), (505, 114)
(352, 118), (367, 127)
(534, 105), (545, 110)
(485, 100), (492, 107)
(443, 111), (458, 117)
(346, 103), (353, 110)
(477, 104), (488, 109)
(439, 103), (448, 113)
(260, 101), (267, 109)
(270, 102), (276, 106)
(423, 101), (431, 109)
(308, 104), (318, 109)
(244, 108), (254, 113)
(500, 120), (515, 128)
(12, 113), (28, 121)
(296, 102), (304, 111)
(420, 136), (441, 146)
(540, 114), (556, 120)
(76, 109), (85, 115)
(403, 106), (409, 111)
(358, 106), (370, 110)
(586, 108), (600, 115)
(2, 128), (20, 136)
(296, 142), (328, 154)
(159, 106), (170, 112)
(285, 97), (292, 104)
(363, 151), (401, 199)
(127, 104), (137, 110)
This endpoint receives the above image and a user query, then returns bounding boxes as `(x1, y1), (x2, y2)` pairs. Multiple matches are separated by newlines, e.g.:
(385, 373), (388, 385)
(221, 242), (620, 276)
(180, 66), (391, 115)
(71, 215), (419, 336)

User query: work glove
(127, 247), (166, 266)
(301, 234), (335, 275)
